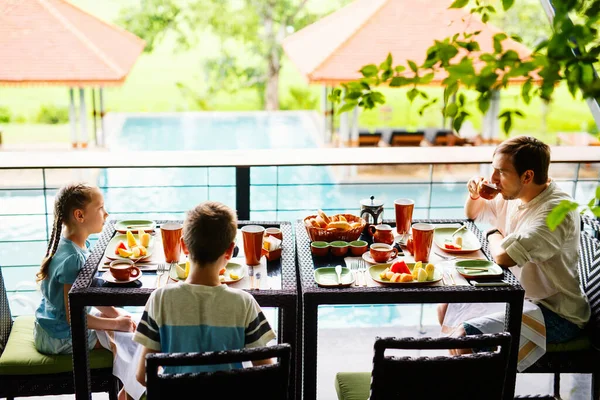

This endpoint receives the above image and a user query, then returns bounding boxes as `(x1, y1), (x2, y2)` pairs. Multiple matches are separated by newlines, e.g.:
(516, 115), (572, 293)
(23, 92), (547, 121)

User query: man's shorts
(463, 304), (583, 344)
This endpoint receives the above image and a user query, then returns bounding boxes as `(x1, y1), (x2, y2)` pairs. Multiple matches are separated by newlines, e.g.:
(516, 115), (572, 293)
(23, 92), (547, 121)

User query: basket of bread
(304, 209), (366, 242)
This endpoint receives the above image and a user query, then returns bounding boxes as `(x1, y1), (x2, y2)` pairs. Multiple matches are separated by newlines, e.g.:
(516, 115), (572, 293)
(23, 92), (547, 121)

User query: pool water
(1, 112), (594, 317)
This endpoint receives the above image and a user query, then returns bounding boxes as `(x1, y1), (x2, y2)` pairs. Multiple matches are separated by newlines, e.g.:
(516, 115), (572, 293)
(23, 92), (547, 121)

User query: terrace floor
(28, 325), (591, 400)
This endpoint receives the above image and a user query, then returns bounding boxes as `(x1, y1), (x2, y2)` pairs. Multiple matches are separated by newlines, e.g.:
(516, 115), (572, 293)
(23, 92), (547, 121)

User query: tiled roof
(282, 0), (533, 85)
(0, 0), (145, 87)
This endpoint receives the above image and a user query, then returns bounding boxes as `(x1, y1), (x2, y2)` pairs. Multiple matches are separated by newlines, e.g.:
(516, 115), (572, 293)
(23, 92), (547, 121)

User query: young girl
(34, 182), (135, 355)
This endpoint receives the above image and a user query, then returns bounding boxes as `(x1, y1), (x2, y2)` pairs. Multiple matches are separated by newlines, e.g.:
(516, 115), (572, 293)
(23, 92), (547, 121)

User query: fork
(349, 260), (360, 287)
(155, 263), (168, 287)
(358, 259), (368, 287)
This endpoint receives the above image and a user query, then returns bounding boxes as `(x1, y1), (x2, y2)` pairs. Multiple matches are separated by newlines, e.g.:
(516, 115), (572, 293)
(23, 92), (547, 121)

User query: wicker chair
(582, 213), (600, 240)
(520, 230), (600, 399)
(0, 266), (118, 399)
(335, 333), (512, 400)
(146, 344), (291, 400)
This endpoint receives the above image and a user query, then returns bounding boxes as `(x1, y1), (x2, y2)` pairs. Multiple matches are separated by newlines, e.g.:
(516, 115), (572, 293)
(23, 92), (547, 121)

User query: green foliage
(118, 0), (350, 110)
(35, 105), (69, 125)
(0, 106), (11, 123)
(281, 87), (318, 110)
(332, 0), (600, 136)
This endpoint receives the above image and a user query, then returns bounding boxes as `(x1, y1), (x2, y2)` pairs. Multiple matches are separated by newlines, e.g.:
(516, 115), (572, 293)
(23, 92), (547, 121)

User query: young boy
(134, 201), (276, 385)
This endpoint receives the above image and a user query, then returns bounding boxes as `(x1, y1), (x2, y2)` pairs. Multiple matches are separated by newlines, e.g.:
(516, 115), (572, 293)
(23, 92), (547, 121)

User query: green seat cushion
(335, 372), (371, 400)
(547, 334), (591, 353)
(0, 315), (113, 375)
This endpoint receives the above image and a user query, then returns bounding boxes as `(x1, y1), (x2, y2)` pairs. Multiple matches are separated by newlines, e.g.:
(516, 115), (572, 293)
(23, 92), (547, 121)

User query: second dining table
(69, 220), (299, 400)
(296, 218), (525, 400)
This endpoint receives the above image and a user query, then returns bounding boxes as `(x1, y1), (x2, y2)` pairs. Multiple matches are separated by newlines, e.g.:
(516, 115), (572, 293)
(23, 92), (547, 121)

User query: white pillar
(482, 90), (500, 142)
(99, 88), (105, 147)
(350, 106), (359, 146)
(320, 85), (329, 143)
(79, 88), (89, 148)
(68, 88), (78, 148)
(339, 89), (350, 146)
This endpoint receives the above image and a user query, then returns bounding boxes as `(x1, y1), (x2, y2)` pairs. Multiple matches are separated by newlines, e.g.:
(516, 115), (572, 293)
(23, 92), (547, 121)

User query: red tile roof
(0, 0), (145, 87)
(283, 0), (534, 85)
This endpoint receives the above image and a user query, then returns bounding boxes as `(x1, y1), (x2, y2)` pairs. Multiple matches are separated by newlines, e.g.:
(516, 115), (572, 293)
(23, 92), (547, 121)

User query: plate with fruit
(106, 230), (154, 262)
(433, 227), (481, 254)
(115, 220), (156, 234)
(169, 261), (245, 284)
(369, 260), (442, 285)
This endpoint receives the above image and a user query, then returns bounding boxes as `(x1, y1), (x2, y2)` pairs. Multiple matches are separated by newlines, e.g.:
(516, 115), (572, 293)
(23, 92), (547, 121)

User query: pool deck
(24, 325), (590, 399)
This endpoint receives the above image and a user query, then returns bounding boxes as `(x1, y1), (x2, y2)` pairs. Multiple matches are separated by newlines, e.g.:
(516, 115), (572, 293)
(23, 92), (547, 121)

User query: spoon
(335, 265), (343, 285)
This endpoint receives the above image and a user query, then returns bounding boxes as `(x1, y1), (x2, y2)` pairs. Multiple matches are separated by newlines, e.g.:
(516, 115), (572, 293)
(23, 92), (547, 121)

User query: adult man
(440, 136), (589, 344)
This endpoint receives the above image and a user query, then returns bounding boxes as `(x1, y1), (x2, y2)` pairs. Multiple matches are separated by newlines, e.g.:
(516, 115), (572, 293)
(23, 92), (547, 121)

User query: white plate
(362, 251), (401, 265)
(101, 270), (143, 284)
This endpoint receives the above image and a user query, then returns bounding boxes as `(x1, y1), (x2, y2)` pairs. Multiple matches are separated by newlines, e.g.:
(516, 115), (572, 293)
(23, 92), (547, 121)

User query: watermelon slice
(115, 241), (127, 255)
(390, 260), (410, 274)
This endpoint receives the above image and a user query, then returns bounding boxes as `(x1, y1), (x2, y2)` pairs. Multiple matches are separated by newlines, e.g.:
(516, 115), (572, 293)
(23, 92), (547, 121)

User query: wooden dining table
(69, 220), (299, 400)
(296, 218), (525, 400)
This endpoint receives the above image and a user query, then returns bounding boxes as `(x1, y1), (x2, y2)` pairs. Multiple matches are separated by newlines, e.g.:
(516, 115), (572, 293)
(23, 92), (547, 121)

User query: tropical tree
(329, 0), (600, 227)
(118, 0), (348, 110)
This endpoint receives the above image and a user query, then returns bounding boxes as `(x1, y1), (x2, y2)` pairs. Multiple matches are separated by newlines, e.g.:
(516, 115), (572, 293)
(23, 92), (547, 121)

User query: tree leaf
(547, 200), (579, 231)
(338, 102), (357, 114)
(502, 0), (514, 11)
(390, 76), (410, 87)
(449, 0), (469, 9)
(419, 73), (435, 85)
(395, 65), (406, 73)
(408, 60), (418, 73)
(596, 185), (600, 199)
(445, 103), (458, 117)
(407, 88), (419, 102)
(444, 81), (459, 104)
(360, 64), (379, 78)
(379, 53), (393, 70)
(345, 91), (362, 100)
(482, 13), (489, 23)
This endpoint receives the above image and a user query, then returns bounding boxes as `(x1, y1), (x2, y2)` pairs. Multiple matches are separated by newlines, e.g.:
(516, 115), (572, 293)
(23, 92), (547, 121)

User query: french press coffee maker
(360, 196), (384, 241)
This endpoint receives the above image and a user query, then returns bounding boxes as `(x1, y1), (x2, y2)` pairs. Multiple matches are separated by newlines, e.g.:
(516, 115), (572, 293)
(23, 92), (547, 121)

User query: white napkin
(95, 314), (146, 400)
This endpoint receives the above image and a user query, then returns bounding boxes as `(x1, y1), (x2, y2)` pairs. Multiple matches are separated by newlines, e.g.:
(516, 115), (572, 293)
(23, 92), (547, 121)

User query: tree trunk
(265, 53), (280, 111)
(262, 5), (282, 111)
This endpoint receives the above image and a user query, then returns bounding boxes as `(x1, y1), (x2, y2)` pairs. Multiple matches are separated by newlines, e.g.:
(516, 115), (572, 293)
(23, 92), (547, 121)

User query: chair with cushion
(520, 230), (600, 399)
(0, 266), (117, 399)
(335, 333), (511, 400)
(358, 129), (382, 147)
(389, 129), (425, 146)
(146, 344), (291, 400)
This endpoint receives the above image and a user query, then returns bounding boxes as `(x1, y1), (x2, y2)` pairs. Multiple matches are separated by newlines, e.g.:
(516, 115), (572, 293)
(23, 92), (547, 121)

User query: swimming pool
(1, 112), (595, 316)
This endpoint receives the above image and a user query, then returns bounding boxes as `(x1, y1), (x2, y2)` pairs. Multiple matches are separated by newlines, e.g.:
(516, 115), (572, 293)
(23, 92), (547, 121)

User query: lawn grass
(0, 0), (596, 145)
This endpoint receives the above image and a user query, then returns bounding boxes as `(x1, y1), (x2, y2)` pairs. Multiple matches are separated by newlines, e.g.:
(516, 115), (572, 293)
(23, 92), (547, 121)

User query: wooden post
(79, 88), (88, 148)
(69, 88), (78, 148)
(99, 88), (105, 147)
(91, 88), (98, 147)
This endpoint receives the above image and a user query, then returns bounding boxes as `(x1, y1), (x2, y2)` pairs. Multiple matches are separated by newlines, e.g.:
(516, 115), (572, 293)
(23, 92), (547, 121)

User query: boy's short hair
(183, 202), (237, 264)
(494, 136), (550, 185)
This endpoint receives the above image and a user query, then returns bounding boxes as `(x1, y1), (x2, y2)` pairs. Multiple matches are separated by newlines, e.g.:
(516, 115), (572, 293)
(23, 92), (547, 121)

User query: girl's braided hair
(36, 183), (95, 282)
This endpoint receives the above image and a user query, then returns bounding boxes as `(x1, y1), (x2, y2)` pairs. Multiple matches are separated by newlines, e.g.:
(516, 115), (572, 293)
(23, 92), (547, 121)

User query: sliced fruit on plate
(115, 241), (127, 255)
(229, 272), (240, 280)
(118, 248), (133, 258)
(219, 267), (227, 275)
(411, 261), (423, 279)
(126, 230), (137, 247)
(417, 268), (428, 282)
(175, 263), (187, 279)
(399, 273), (413, 282)
(390, 260), (411, 275)
(426, 263), (435, 280)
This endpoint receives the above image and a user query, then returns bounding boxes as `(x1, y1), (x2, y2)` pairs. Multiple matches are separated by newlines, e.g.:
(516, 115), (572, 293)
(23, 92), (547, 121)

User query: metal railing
(0, 146), (598, 314)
